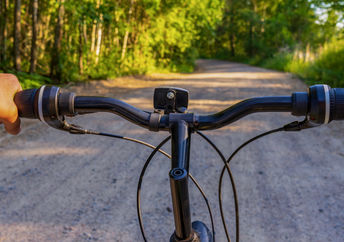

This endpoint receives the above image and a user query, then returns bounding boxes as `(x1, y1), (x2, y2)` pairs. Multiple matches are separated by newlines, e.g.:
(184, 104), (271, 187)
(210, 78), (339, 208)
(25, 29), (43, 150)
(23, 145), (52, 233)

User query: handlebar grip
(14, 86), (76, 131)
(308, 85), (344, 124)
(332, 88), (344, 120)
(14, 88), (39, 119)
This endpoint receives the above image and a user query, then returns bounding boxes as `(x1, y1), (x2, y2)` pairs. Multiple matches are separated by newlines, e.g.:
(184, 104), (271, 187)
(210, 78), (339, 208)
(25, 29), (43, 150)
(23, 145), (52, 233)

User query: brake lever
(59, 119), (97, 135)
(283, 118), (315, 131)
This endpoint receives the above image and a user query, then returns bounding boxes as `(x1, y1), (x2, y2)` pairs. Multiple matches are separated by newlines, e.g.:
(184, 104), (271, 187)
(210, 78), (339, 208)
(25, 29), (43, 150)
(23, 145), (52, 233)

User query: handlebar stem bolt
(167, 91), (175, 100)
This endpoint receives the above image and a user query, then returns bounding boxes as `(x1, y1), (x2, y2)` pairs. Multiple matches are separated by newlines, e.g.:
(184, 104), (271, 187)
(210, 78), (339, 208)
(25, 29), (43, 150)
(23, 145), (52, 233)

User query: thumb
(3, 116), (21, 135)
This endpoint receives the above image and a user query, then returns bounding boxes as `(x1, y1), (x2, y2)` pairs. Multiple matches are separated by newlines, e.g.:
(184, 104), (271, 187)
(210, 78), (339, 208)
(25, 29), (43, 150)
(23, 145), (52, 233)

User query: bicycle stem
(169, 120), (194, 241)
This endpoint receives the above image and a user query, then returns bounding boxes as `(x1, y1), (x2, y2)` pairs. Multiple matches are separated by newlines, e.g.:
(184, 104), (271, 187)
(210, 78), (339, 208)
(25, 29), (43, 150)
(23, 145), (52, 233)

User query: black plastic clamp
(149, 113), (161, 131)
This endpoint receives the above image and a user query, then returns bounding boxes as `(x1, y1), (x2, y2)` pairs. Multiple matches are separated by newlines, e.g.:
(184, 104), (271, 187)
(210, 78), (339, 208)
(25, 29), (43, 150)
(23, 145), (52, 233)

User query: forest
(0, 0), (343, 88)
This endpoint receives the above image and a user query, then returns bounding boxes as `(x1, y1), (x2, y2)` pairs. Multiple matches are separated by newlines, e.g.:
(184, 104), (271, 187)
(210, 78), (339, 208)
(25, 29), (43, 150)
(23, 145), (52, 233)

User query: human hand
(0, 74), (22, 135)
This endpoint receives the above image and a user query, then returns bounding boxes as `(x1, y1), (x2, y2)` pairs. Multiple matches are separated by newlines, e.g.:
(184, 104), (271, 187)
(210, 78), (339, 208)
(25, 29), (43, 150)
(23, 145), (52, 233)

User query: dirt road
(0, 59), (343, 241)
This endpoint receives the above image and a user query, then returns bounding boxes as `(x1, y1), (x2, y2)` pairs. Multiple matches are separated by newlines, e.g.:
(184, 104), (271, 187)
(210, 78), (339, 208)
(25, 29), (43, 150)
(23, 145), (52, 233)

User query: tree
(121, 0), (135, 60)
(50, 0), (65, 80)
(225, 0), (239, 57)
(95, 0), (103, 64)
(0, 0), (340, 85)
(78, 22), (84, 74)
(30, 0), (38, 73)
(14, 0), (21, 71)
(0, 0), (8, 63)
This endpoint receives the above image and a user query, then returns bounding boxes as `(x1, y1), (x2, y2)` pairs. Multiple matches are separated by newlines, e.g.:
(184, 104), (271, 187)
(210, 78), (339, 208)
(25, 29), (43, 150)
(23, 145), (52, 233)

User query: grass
(0, 69), (53, 89)
(259, 39), (344, 87)
(14, 72), (53, 89)
(1, 62), (195, 90)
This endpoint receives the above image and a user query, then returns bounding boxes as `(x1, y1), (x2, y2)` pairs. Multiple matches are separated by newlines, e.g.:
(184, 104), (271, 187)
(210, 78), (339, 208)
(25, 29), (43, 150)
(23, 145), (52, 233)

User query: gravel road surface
(0, 59), (343, 241)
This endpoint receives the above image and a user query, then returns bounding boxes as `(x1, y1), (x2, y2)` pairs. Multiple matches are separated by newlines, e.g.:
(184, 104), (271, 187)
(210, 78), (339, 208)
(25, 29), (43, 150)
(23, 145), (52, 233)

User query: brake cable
(214, 120), (306, 242)
(135, 136), (215, 242)
(62, 118), (306, 242)
(196, 131), (238, 242)
(48, 119), (231, 241)
(63, 125), (215, 242)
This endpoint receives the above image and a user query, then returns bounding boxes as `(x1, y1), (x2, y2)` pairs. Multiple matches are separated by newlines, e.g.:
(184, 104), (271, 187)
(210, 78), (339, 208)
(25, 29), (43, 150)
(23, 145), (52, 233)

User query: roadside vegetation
(206, 0), (344, 86)
(0, 0), (343, 88)
(260, 39), (344, 86)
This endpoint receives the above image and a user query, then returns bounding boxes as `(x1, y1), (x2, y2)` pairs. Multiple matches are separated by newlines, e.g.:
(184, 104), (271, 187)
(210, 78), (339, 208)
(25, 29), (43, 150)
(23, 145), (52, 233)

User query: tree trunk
(14, 0), (21, 71)
(39, 14), (50, 63)
(113, 10), (120, 48)
(121, 30), (129, 60)
(248, 0), (257, 57)
(121, 0), (134, 60)
(226, 0), (236, 57)
(50, 0), (64, 81)
(248, 22), (253, 57)
(229, 14), (235, 57)
(78, 23), (83, 75)
(83, 19), (87, 44)
(30, 0), (38, 73)
(229, 33), (235, 57)
(90, 21), (96, 53)
(113, 27), (119, 47)
(0, 0), (7, 63)
(95, 14), (103, 64)
(90, 0), (101, 55)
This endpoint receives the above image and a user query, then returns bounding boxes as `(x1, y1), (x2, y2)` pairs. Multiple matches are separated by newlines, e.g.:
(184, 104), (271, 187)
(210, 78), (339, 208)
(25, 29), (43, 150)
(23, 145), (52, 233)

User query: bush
(257, 39), (344, 87)
(261, 53), (293, 71)
(306, 40), (344, 86)
(8, 71), (53, 89)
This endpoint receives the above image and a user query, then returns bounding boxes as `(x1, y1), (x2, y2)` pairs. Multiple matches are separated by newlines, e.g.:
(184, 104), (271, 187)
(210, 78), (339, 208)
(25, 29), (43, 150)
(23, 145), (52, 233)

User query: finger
(3, 117), (21, 135)
(16, 82), (23, 92)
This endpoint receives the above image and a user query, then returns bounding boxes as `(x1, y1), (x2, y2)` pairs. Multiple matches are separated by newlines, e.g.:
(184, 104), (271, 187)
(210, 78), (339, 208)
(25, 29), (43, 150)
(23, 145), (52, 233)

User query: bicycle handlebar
(74, 96), (151, 128)
(197, 96), (293, 130)
(13, 84), (344, 132)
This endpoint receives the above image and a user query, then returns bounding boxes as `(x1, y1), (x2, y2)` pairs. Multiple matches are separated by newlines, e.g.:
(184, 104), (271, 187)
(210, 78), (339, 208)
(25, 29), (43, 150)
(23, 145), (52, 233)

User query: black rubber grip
(332, 88), (344, 120)
(14, 89), (39, 119)
(58, 92), (76, 116)
(291, 92), (308, 116)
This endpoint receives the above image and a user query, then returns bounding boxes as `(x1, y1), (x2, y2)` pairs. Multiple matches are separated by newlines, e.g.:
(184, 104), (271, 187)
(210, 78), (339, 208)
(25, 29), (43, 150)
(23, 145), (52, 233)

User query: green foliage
(209, 0), (343, 87)
(259, 39), (344, 86)
(0, 0), (222, 82)
(8, 71), (52, 89)
(0, 0), (342, 88)
(305, 40), (344, 86)
(261, 53), (294, 72)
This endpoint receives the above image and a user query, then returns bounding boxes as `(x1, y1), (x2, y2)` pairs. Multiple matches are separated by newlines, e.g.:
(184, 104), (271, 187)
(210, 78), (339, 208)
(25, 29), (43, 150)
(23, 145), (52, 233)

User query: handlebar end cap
(14, 88), (39, 119)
